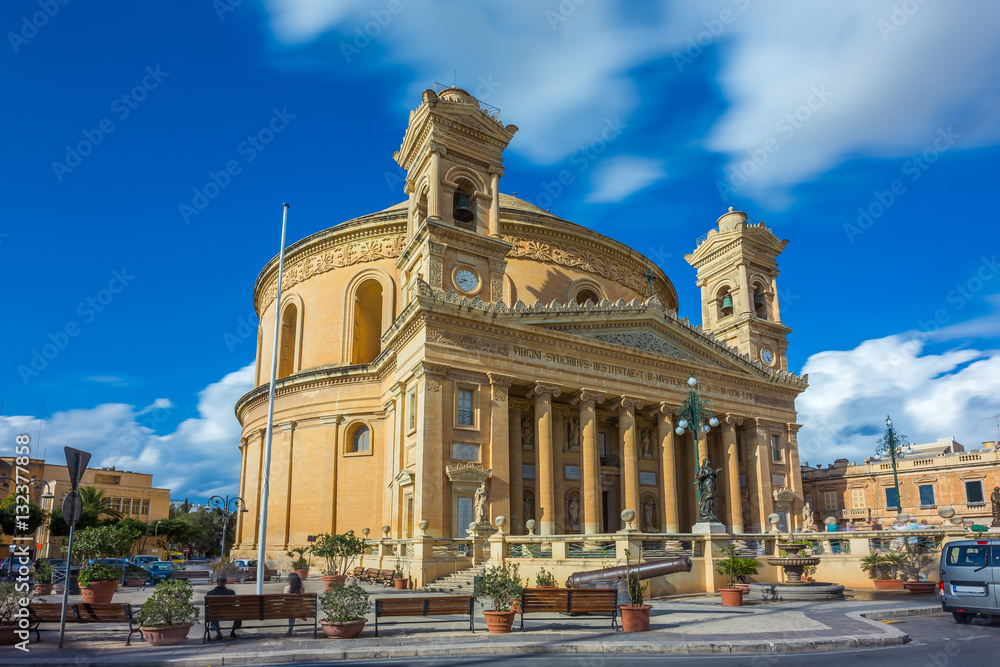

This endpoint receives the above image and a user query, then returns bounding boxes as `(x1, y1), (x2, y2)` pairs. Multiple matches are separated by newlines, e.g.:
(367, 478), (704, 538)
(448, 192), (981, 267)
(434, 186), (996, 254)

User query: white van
(939, 538), (1000, 623)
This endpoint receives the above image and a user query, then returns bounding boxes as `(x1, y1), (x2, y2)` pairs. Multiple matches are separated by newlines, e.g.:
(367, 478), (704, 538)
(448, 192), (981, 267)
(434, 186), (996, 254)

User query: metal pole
(57, 523), (75, 649)
(889, 429), (902, 513)
(257, 203), (289, 594)
(220, 511), (229, 557)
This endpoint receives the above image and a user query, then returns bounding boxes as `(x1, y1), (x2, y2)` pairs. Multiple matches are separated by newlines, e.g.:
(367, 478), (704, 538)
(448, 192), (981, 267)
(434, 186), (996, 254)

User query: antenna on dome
(453, 70), (457, 86)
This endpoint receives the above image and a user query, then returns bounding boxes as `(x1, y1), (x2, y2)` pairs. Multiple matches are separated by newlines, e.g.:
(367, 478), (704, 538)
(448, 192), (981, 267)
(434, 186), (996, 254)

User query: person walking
(284, 572), (305, 636)
(206, 576), (241, 640)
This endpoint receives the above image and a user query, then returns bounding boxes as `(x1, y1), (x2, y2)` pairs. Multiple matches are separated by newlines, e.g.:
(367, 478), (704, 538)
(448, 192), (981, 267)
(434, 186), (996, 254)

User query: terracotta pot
(81, 580), (117, 603)
(323, 574), (347, 590)
(319, 619), (366, 639)
(719, 588), (744, 607)
(619, 604), (652, 632)
(904, 581), (937, 594)
(483, 610), (516, 633)
(140, 624), (192, 646)
(34, 583), (53, 595)
(873, 579), (905, 590)
(294, 568), (309, 581)
(733, 583), (750, 594)
(393, 577), (409, 590)
(800, 577), (814, 583)
(124, 579), (147, 587)
(0, 625), (17, 646)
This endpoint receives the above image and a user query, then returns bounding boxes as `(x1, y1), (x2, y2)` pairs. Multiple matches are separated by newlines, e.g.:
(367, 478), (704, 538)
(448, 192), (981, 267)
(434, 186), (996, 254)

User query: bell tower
(685, 208), (792, 372)
(394, 86), (519, 303)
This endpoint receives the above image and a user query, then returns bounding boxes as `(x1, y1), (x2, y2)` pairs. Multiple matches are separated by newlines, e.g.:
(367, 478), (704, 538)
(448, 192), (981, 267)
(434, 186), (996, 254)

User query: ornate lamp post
(208, 495), (248, 557)
(874, 415), (913, 515)
(673, 375), (721, 522)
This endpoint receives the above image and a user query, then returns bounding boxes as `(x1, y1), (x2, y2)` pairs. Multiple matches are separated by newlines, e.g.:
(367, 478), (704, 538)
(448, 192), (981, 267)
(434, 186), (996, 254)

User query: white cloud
(585, 155), (667, 203)
(796, 333), (1000, 467)
(259, 0), (1000, 201)
(0, 364), (255, 501)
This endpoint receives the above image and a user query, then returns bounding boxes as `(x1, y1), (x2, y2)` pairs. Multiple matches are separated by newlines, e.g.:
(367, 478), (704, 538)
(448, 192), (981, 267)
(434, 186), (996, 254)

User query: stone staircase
(420, 564), (487, 593)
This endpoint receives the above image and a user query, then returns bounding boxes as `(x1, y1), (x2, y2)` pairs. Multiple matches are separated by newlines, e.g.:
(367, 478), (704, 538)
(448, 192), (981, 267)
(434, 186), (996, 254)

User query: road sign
(61, 491), (83, 526)
(64, 447), (92, 492)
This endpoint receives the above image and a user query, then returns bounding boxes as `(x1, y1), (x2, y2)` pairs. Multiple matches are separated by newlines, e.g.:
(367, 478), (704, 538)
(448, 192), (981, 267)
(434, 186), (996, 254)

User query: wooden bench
(347, 566), (365, 582)
(374, 596), (474, 636)
(171, 570), (212, 582)
(27, 603), (141, 645)
(359, 568), (379, 584)
(203, 594), (316, 642)
(519, 588), (618, 631)
(375, 569), (395, 587)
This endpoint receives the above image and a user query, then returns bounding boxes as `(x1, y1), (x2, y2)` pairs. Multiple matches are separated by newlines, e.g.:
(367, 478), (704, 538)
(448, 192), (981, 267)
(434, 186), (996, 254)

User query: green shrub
(287, 546), (310, 570)
(319, 582), (371, 623)
(0, 583), (37, 623)
(136, 580), (200, 627)
(475, 563), (523, 612)
(534, 567), (557, 587)
(34, 561), (53, 585)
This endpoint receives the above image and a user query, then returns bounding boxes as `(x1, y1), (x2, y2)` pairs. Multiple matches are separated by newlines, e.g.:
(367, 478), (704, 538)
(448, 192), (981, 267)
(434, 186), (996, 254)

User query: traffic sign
(61, 491), (83, 526)
(64, 447), (92, 492)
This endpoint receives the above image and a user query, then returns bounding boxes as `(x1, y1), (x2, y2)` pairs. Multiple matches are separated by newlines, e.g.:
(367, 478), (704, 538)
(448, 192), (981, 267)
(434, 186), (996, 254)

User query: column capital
(652, 402), (675, 418)
(570, 389), (606, 406)
(509, 397), (531, 412)
(611, 395), (644, 414)
(487, 372), (516, 389)
(526, 382), (561, 402)
(786, 422), (803, 434)
(429, 142), (448, 156)
(414, 361), (449, 378)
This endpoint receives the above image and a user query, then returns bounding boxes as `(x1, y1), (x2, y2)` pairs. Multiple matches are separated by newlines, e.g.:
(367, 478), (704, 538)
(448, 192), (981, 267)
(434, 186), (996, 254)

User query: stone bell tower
(394, 86), (519, 303)
(685, 208), (792, 371)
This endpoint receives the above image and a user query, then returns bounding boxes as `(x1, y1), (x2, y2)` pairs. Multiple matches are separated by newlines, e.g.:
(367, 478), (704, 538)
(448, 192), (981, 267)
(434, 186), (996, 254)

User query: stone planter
(319, 619), (366, 639)
(140, 624), (192, 646)
(483, 610), (516, 633)
(904, 581), (937, 594)
(719, 588), (744, 607)
(619, 604), (652, 632)
(124, 579), (147, 588)
(0, 625), (18, 646)
(322, 574), (347, 590)
(34, 583), (53, 595)
(873, 579), (905, 590)
(81, 580), (117, 603)
(393, 577), (409, 590)
(294, 568), (309, 581)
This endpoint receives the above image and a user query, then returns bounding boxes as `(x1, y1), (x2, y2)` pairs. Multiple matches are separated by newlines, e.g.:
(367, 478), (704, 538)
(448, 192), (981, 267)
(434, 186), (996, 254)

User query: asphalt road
(291, 612), (1000, 667)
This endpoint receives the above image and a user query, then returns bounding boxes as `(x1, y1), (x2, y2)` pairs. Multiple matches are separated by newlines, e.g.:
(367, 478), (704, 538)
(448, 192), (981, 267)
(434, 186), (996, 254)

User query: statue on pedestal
(802, 501), (814, 530)
(474, 482), (489, 524)
(568, 496), (580, 530)
(640, 430), (653, 459)
(567, 417), (580, 451)
(696, 458), (722, 523)
(991, 486), (1000, 527)
(521, 416), (534, 450)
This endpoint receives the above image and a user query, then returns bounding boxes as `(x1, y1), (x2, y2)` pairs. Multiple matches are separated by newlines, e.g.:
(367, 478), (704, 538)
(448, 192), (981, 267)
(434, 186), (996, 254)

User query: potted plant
(474, 562), (523, 633)
(535, 567), (557, 588)
(312, 532), (366, 589)
(0, 583), (37, 645)
(123, 563), (149, 587)
(136, 579), (200, 646)
(318, 581), (371, 638)
(901, 545), (939, 593)
(620, 548), (652, 631)
(71, 524), (138, 603)
(861, 552), (904, 590)
(287, 547), (311, 580)
(34, 561), (54, 595)
(800, 563), (817, 584)
(392, 562), (409, 590)
(730, 556), (760, 592)
(714, 543), (745, 607)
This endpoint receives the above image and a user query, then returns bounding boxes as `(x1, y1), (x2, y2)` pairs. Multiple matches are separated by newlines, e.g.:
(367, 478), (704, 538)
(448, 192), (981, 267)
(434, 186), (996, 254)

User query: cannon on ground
(565, 555), (692, 589)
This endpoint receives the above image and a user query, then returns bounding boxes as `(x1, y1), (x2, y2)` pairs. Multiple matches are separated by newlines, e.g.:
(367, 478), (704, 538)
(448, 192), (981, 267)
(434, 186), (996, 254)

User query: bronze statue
(992, 486), (1000, 527)
(697, 458), (723, 523)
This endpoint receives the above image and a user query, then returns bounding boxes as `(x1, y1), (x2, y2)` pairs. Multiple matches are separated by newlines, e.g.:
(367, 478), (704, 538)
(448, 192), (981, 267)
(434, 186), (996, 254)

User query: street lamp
(874, 415), (913, 515)
(673, 375), (720, 519)
(208, 495), (248, 558)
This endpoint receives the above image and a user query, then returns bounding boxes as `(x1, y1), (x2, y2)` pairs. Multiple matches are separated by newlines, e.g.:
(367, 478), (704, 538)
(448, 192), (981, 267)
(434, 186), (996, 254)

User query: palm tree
(78, 486), (123, 521)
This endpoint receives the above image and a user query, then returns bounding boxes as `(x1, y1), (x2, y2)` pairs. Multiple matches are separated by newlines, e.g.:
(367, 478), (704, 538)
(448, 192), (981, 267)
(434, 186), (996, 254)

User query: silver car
(940, 538), (1000, 623)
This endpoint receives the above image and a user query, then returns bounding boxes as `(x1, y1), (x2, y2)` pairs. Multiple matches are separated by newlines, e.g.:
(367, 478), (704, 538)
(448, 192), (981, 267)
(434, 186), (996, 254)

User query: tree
(0, 496), (48, 536)
(154, 518), (205, 554)
(78, 486), (122, 522)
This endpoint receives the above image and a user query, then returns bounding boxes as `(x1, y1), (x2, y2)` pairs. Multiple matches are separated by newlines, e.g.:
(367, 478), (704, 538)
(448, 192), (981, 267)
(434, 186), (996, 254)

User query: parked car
(145, 561), (175, 584)
(169, 552), (185, 564)
(232, 558), (274, 582)
(35, 558), (68, 574)
(0, 557), (34, 578)
(131, 555), (159, 568)
(940, 537), (1000, 623)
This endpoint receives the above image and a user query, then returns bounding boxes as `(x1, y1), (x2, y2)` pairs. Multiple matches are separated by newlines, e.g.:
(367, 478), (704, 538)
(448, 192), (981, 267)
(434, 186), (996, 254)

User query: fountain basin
(748, 582), (845, 601)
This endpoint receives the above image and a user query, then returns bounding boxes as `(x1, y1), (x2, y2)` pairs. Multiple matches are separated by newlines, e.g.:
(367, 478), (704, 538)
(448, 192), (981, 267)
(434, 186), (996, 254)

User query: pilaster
(527, 382), (561, 536)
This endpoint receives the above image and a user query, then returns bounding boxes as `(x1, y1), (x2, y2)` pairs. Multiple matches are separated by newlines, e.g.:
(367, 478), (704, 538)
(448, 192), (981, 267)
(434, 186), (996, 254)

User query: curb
(859, 605), (941, 621)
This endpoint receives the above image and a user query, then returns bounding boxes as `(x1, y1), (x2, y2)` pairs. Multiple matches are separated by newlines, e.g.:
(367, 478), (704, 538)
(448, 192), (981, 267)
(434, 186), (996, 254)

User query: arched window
(352, 279), (383, 364)
(716, 286), (734, 320)
(348, 423), (371, 453)
(576, 289), (600, 305)
(278, 302), (298, 378)
(753, 283), (768, 320)
(452, 184), (476, 227)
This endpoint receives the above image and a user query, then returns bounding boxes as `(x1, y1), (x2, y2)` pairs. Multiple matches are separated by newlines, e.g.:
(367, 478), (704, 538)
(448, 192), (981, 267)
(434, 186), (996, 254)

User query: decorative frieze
(426, 328), (509, 356)
(584, 330), (695, 362)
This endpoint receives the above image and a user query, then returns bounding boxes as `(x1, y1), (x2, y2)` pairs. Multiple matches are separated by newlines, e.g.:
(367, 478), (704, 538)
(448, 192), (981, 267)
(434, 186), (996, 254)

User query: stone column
(235, 439), (248, 545)
(723, 415), (744, 533)
(737, 262), (753, 314)
(428, 145), (444, 220)
(770, 274), (782, 323)
(527, 382), (561, 536)
(319, 415), (343, 534)
(656, 404), (679, 532)
(488, 167), (502, 237)
(382, 396), (398, 530)
(415, 362), (448, 537)
(750, 419), (773, 532)
(488, 373), (515, 528)
(572, 389), (605, 534)
(508, 399), (526, 534)
(269, 420), (295, 549)
(614, 396), (644, 522)
(786, 423), (803, 531)
(698, 279), (710, 328)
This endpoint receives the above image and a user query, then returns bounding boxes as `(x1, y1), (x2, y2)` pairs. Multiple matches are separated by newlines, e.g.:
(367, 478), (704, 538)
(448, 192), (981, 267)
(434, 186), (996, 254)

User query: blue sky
(2, 1), (1000, 499)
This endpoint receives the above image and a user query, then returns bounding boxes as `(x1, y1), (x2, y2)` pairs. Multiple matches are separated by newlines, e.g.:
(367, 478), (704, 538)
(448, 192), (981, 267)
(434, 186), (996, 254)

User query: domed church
(231, 86), (808, 561)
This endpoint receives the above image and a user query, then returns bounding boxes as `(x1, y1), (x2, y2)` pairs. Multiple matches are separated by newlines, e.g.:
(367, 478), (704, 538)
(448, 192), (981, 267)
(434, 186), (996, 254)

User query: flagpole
(256, 203), (289, 594)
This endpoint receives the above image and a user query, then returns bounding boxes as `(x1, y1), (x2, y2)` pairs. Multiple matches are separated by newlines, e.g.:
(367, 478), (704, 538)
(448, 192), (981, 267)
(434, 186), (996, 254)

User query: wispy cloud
(585, 155), (667, 203)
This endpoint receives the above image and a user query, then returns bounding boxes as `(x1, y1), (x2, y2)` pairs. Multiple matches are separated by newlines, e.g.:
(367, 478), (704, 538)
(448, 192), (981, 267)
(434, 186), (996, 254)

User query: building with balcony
(800, 440), (1000, 528)
(232, 86), (810, 568)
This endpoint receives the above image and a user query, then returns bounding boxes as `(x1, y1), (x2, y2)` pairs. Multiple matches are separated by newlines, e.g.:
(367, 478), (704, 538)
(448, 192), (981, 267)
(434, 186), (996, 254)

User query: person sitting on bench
(206, 576), (241, 639)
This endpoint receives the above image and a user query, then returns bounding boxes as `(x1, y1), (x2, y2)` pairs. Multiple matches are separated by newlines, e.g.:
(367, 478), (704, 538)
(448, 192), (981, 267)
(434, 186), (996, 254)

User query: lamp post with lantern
(208, 495), (248, 558)
(874, 415), (913, 516)
(673, 375), (721, 521)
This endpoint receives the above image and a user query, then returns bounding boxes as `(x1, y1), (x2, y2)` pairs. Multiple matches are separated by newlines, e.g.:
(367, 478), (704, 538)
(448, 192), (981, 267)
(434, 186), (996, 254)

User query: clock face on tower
(455, 269), (480, 293)
(760, 347), (775, 366)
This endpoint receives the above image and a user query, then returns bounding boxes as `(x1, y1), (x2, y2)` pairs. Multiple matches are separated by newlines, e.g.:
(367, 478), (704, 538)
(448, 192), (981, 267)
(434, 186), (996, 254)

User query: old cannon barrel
(565, 555), (692, 588)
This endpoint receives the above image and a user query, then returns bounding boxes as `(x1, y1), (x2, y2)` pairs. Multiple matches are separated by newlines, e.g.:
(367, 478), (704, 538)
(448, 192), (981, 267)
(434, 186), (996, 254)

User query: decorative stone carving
(445, 462), (492, 485)
(523, 494), (534, 523)
(585, 331), (695, 361)
(567, 416), (580, 451)
(567, 494), (580, 531)
(474, 482), (489, 524)
(426, 329), (509, 356)
(640, 429), (653, 459)
(521, 416), (534, 450)
(642, 496), (657, 532)
(487, 372), (515, 403)
(428, 256), (443, 288)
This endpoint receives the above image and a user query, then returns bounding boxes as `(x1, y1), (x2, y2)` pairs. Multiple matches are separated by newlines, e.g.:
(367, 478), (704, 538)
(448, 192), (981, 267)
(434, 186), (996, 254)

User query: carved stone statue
(522, 494), (533, 523)
(568, 496), (580, 530)
(642, 496), (656, 532)
(521, 416), (534, 450)
(696, 458), (723, 523)
(992, 486), (1000, 527)
(640, 429), (653, 459)
(567, 417), (580, 451)
(474, 482), (489, 524)
(802, 501), (814, 529)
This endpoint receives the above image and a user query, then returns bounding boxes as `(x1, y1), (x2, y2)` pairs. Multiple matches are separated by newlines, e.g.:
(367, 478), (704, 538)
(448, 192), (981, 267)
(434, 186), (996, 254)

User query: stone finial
(418, 520), (429, 536)
(525, 519), (536, 535)
(362, 527), (371, 538)
(621, 509), (636, 530)
(495, 515), (507, 534)
(381, 525), (391, 537)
